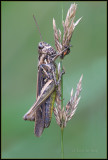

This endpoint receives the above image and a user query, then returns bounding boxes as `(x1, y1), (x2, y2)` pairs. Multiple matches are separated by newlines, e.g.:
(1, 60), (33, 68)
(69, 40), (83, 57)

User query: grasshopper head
(38, 41), (56, 59)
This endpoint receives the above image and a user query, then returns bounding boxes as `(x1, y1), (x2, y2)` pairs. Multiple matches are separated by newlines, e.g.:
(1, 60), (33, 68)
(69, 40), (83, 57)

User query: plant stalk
(60, 60), (63, 109)
(60, 60), (64, 159)
(60, 9), (64, 159)
(61, 127), (64, 159)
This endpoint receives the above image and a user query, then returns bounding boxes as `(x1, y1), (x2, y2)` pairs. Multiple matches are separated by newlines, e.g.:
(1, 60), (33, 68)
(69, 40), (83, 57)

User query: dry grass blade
(53, 3), (82, 54)
(66, 74), (83, 122)
(54, 74), (83, 128)
(53, 3), (83, 129)
(53, 18), (62, 52)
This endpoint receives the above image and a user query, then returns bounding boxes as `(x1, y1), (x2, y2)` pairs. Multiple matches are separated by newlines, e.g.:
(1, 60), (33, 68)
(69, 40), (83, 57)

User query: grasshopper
(23, 41), (70, 137)
(23, 16), (71, 137)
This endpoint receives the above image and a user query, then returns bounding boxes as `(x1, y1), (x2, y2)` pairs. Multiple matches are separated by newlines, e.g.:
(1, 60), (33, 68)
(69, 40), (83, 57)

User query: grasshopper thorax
(38, 41), (56, 60)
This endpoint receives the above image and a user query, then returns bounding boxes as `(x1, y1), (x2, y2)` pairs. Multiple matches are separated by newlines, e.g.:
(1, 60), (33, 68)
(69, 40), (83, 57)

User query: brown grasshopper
(23, 40), (70, 137)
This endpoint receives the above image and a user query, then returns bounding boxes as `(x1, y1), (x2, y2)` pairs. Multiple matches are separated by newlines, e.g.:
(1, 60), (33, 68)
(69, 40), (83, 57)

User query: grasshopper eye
(38, 43), (44, 49)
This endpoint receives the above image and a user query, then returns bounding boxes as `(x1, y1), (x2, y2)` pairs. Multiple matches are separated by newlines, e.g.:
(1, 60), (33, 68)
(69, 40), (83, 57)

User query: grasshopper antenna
(33, 14), (43, 41)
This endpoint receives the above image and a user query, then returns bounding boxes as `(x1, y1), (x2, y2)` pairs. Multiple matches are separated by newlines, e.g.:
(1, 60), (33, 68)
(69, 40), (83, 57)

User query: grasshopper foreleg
(39, 64), (50, 78)
(39, 63), (65, 86)
(56, 68), (65, 85)
(39, 64), (52, 79)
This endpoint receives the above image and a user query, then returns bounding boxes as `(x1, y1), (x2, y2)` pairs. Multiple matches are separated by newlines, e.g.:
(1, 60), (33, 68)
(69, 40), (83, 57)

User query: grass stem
(60, 60), (64, 159)
(61, 127), (64, 159)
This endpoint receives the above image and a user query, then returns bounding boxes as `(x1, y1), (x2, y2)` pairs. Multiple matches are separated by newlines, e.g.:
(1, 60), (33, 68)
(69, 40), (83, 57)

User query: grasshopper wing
(23, 79), (55, 119)
(23, 77), (55, 136)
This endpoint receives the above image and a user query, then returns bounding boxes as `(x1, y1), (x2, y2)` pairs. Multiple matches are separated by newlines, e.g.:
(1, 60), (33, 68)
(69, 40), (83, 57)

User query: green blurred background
(1, 1), (106, 159)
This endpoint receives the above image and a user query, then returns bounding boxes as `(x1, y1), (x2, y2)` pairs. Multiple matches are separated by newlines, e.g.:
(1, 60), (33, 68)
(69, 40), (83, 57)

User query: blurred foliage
(1, 1), (106, 159)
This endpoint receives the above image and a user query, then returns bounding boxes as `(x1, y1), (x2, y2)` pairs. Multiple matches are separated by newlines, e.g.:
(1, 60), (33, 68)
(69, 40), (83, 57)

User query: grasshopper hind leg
(44, 97), (51, 128)
(34, 105), (45, 137)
